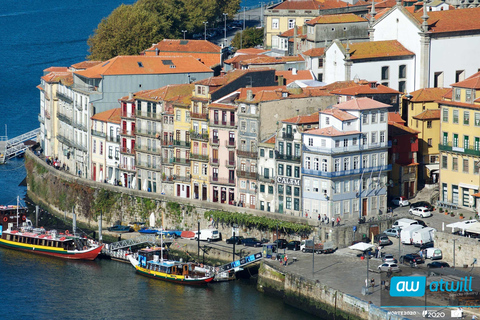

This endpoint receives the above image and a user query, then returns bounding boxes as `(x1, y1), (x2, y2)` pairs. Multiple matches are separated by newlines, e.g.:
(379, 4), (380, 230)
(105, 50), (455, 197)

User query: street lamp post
(203, 21), (208, 40)
(453, 239), (456, 269)
(223, 13), (228, 46)
(182, 30), (187, 39)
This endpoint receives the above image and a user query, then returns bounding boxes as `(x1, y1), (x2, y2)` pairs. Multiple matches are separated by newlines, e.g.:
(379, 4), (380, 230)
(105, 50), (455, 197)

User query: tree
(87, 0), (240, 61)
(231, 27), (264, 50)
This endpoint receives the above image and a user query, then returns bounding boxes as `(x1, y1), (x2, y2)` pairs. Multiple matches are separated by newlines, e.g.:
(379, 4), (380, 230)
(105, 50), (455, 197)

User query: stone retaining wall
(435, 232), (479, 267)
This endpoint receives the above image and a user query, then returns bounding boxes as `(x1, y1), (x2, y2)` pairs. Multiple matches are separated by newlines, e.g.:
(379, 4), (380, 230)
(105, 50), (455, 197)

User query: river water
(0, 1), (318, 319)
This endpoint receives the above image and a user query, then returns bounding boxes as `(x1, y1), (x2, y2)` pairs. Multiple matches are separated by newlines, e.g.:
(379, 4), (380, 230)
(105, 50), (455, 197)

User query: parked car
(410, 201), (433, 211)
(374, 234), (392, 245)
(392, 196), (409, 207)
(274, 239), (288, 249)
(414, 219), (428, 227)
(409, 207), (433, 218)
(226, 236), (244, 245)
(242, 238), (262, 247)
(383, 254), (398, 263)
(286, 240), (301, 251)
(427, 261), (450, 268)
(378, 262), (400, 272)
(401, 253), (424, 264)
(383, 228), (400, 238)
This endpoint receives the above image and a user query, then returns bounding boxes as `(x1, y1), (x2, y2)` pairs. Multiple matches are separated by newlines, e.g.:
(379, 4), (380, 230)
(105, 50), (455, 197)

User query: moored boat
(107, 225), (133, 233)
(0, 221), (103, 260)
(138, 227), (158, 234)
(128, 247), (214, 285)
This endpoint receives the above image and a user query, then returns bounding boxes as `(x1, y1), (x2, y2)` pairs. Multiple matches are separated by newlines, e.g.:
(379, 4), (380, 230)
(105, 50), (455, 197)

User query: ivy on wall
(204, 210), (313, 236)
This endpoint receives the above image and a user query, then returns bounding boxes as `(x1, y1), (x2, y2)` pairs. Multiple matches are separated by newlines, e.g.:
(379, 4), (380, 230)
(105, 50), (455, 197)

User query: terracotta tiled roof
(411, 7), (480, 33)
(390, 122), (420, 135)
(337, 97), (391, 110)
(320, 80), (369, 92)
(239, 55), (304, 66)
(41, 71), (73, 86)
(235, 48), (268, 55)
(276, 70), (314, 84)
(443, 89), (452, 99)
(224, 54), (258, 64)
(306, 126), (360, 137)
(280, 28), (306, 37)
(44, 67), (68, 73)
(331, 82), (400, 95)
(369, 7), (391, 20)
(131, 84), (195, 102)
(438, 100), (480, 110)
(409, 87), (451, 102)
(209, 102), (237, 110)
(302, 47), (325, 57)
(272, 0), (324, 10)
(345, 40), (414, 60)
(452, 71), (480, 89)
(74, 56), (213, 79)
(194, 69), (273, 93)
(388, 112), (406, 124)
(234, 86), (331, 103)
(263, 135), (276, 144)
(320, 108), (357, 121)
(282, 112), (319, 124)
(306, 13), (367, 25)
(71, 61), (103, 70)
(412, 109), (440, 120)
(91, 108), (121, 124)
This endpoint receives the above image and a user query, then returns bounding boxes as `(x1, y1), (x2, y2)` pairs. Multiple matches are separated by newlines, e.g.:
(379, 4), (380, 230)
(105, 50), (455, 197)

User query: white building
(104, 109), (121, 185)
(302, 98), (391, 220)
(372, 5), (480, 90)
(323, 39), (415, 93)
(257, 135), (276, 212)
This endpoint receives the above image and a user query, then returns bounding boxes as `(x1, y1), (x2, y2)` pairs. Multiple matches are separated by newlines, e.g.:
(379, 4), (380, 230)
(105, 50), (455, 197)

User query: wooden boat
(128, 247), (214, 285)
(0, 221), (103, 260)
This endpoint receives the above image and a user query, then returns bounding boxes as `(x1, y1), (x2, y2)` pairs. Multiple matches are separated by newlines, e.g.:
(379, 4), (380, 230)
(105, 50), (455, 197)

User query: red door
(131, 122), (135, 134)
(122, 121), (126, 133)
(93, 164), (96, 181)
(177, 184), (180, 197)
(186, 186), (190, 198)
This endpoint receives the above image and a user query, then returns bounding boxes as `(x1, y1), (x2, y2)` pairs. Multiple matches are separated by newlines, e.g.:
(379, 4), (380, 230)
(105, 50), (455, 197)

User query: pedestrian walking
(336, 217), (341, 226)
(371, 278), (375, 288)
(332, 220), (334, 227)
(284, 255), (288, 266)
(318, 214), (321, 221)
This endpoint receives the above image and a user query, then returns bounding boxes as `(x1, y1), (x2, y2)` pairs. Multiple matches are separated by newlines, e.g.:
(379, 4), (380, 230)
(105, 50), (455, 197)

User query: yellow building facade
(439, 74), (480, 208)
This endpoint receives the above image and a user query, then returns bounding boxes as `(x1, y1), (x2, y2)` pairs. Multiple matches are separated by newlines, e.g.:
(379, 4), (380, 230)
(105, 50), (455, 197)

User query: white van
(194, 229), (220, 242)
(425, 248), (442, 260)
(412, 227), (436, 246)
(401, 225), (424, 244)
(393, 218), (419, 230)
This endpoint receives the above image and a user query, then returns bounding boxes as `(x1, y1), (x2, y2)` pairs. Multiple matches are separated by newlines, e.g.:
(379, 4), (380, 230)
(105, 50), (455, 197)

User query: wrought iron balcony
(173, 140), (191, 148)
(225, 140), (236, 148)
(190, 112), (208, 120)
(282, 132), (294, 140)
(302, 164), (392, 178)
(173, 157), (191, 165)
(439, 141), (480, 156)
(210, 138), (219, 146)
(190, 153), (209, 161)
(236, 170), (257, 179)
(190, 131), (209, 141)
(237, 149), (257, 159)
(210, 176), (235, 185)
(275, 151), (300, 162)
(225, 160), (235, 167)
(120, 147), (135, 155)
(91, 129), (106, 138)
(210, 158), (219, 166)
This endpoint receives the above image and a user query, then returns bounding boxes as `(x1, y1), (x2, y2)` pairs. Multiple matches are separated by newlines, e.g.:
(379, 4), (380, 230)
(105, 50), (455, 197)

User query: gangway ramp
(1, 128), (40, 163)
(104, 234), (171, 252)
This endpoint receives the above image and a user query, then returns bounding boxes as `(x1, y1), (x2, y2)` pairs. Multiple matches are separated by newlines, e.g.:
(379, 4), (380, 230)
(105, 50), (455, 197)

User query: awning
(466, 222), (480, 234)
(425, 164), (439, 172)
(446, 220), (478, 231)
(472, 192), (480, 197)
(348, 243), (375, 252)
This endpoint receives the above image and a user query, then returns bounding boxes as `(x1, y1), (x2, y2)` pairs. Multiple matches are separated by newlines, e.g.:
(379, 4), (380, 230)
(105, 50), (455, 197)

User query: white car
(382, 254), (398, 263)
(392, 197), (409, 207)
(409, 206), (432, 218)
(378, 262), (400, 272)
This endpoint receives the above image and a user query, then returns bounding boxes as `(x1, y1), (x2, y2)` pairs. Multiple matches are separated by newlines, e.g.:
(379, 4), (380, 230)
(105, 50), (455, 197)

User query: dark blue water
(0, 1), (318, 319)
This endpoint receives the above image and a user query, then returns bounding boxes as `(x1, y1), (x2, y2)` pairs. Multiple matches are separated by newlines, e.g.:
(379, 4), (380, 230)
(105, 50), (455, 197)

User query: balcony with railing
(225, 140), (236, 148)
(302, 164), (392, 178)
(173, 175), (192, 183)
(282, 132), (294, 140)
(56, 133), (73, 147)
(136, 161), (160, 171)
(210, 158), (219, 166)
(190, 131), (209, 141)
(210, 119), (236, 128)
(135, 145), (159, 154)
(173, 157), (191, 165)
(118, 163), (136, 172)
(190, 152), (209, 162)
(236, 170), (257, 179)
(107, 135), (120, 143)
(439, 141), (480, 156)
(210, 138), (219, 146)
(173, 140), (191, 148)
(190, 112), (208, 120)
(120, 147), (135, 155)
(135, 111), (161, 120)
(258, 175), (274, 183)
(135, 128), (157, 138)
(303, 141), (392, 154)
(56, 91), (73, 104)
(91, 129), (106, 138)
(161, 139), (174, 147)
(121, 129), (136, 137)
(210, 176), (235, 185)
(121, 110), (135, 119)
(73, 121), (87, 131)
(237, 149), (257, 159)
(275, 151), (300, 162)
(56, 112), (72, 125)
(162, 157), (175, 164)
(225, 160), (235, 167)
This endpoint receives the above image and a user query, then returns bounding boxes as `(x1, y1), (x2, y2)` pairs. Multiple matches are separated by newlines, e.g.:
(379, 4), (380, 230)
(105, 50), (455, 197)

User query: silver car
(378, 262), (400, 272)
(383, 228), (400, 238)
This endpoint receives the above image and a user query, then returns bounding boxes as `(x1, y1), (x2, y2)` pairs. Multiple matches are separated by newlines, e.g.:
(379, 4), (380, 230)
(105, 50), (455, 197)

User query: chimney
(293, 25), (298, 56)
(129, 92), (133, 100)
(292, 68), (297, 75)
(155, 47), (159, 56)
(247, 90), (253, 101)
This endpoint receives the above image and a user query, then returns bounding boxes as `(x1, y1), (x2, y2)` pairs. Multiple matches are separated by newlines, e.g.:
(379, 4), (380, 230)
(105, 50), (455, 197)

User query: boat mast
(16, 195), (19, 227)
(160, 228), (164, 263)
